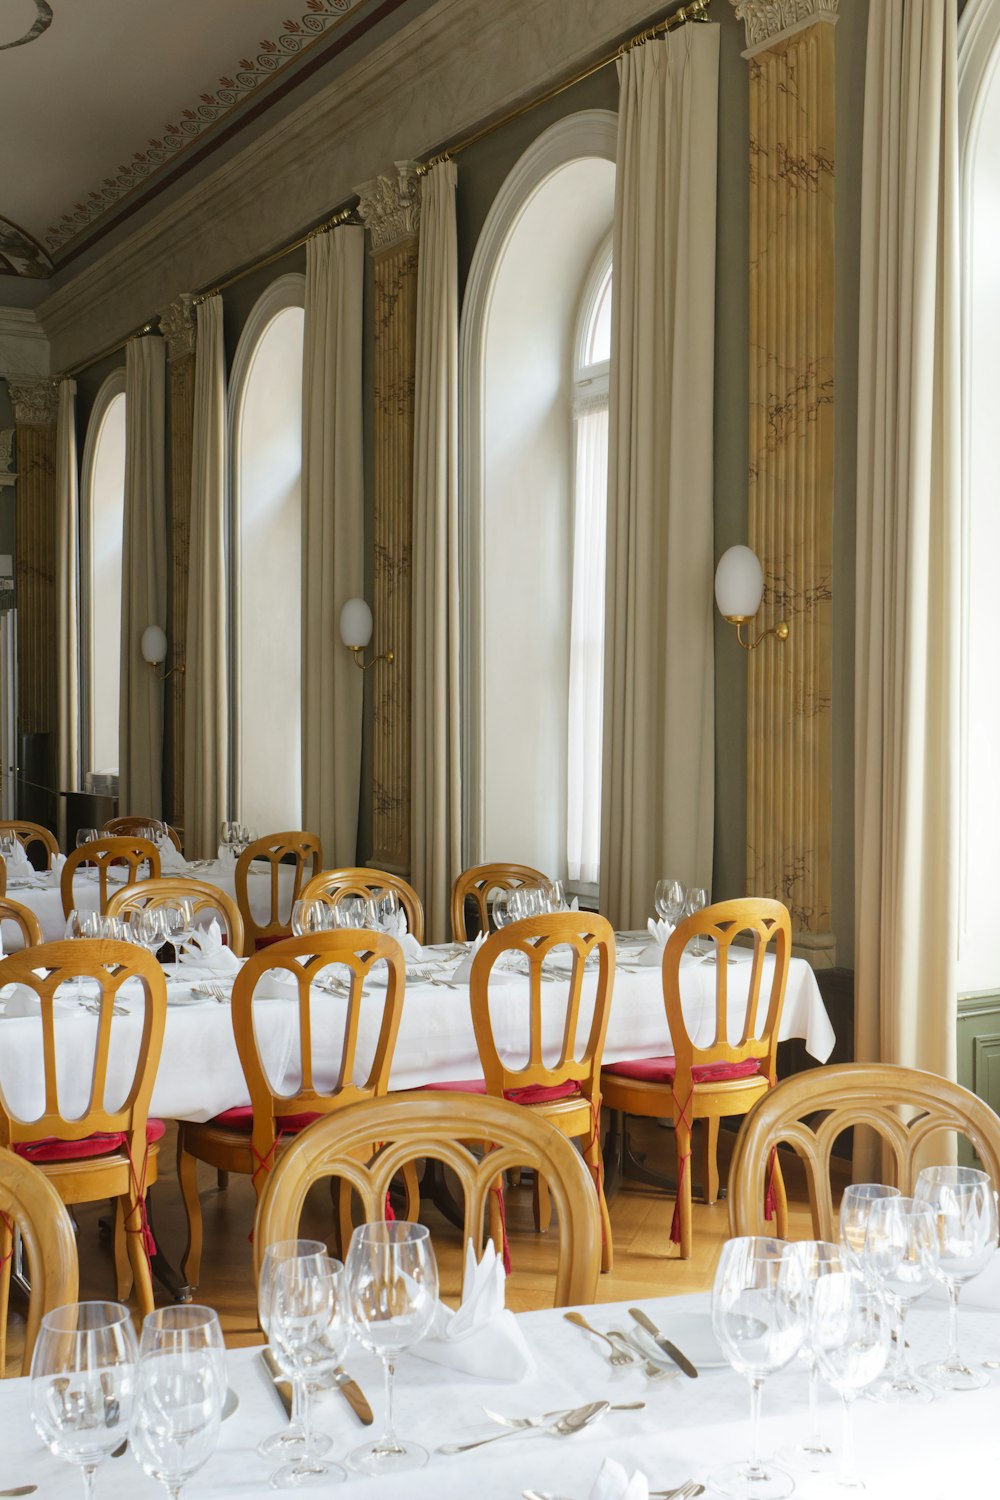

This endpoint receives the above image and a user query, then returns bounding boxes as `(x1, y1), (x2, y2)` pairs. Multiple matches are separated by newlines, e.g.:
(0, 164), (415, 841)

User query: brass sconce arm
(348, 646), (395, 672)
(730, 617), (790, 651)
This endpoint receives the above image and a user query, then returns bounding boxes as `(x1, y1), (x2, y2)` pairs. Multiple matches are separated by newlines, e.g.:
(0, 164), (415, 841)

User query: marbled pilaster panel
(159, 295), (196, 837)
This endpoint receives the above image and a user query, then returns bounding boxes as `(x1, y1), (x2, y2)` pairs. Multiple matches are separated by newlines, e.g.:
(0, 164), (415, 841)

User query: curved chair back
(235, 832), (322, 948)
(0, 897), (43, 950)
(301, 867), (424, 945)
(0, 820), (58, 869)
(451, 862), (549, 943)
(728, 1062), (1000, 1241)
(0, 1146), (79, 1375)
(61, 837), (161, 918)
(107, 877), (245, 957)
(254, 1092), (601, 1306)
(103, 816), (182, 852)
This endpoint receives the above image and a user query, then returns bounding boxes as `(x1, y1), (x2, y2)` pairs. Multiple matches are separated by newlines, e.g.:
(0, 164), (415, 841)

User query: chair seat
(207, 1105), (321, 1134)
(254, 933), (289, 950)
(13, 1116), (166, 1164)
(426, 1078), (583, 1106)
(603, 1056), (763, 1085)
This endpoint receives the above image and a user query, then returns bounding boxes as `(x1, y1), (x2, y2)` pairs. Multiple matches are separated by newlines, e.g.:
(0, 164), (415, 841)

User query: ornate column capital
(158, 293), (196, 361)
(7, 377), (59, 428)
(730, 0), (838, 56)
(355, 161), (421, 251)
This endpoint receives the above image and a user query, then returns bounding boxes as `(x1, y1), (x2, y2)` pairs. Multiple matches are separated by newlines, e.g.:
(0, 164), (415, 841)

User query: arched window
(229, 275), (305, 833)
(81, 371), (126, 775)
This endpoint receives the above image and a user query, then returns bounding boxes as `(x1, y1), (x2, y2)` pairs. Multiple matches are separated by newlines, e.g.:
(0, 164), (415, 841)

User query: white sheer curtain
(119, 334), (167, 816)
(567, 395), (608, 885)
(411, 159), (461, 944)
(184, 296), (228, 858)
(55, 377), (79, 795)
(600, 25), (719, 930)
(301, 226), (364, 866)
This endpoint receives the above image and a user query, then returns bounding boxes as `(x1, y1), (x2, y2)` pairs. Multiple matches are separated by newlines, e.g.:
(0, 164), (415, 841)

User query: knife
(328, 1366), (374, 1426)
(260, 1347), (294, 1419)
(628, 1308), (699, 1379)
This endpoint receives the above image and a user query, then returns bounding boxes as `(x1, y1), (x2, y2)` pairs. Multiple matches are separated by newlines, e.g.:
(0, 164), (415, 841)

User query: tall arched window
(229, 275), (305, 833)
(81, 371), (126, 775)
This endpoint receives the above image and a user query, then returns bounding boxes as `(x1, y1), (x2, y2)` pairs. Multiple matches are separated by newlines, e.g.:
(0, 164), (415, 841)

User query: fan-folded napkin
(639, 916), (673, 965)
(176, 920), (241, 977)
(411, 1240), (535, 1380)
(3, 842), (32, 878)
(43, 853), (67, 889)
(451, 931), (486, 982)
(156, 835), (190, 874)
(590, 1458), (649, 1500)
(383, 909), (425, 963)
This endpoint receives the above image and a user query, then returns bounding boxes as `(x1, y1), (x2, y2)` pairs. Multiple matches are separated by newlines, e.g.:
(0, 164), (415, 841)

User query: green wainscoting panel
(957, 991), (1000, 1168)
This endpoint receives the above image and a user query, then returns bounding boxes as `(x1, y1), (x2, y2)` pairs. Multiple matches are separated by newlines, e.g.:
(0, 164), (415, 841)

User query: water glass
(543, 879), (567, 912)
(654, 877), (686, 926)
(685, 886), (709, 955)
(914, 1164), (998, 1390)
(371, 888), (401, 932)
(777, 1240), (843, 1471)
(265, 1254), (349, 1488)
(291, 900), (331, 938)
(862, 1196), (938, 1402)
(811, 1275), (889, 1489)
(131, 1305), (225, 1497)
(838, 1183), (901, 1273)
(257, 1240), (333, 1463)
(76, 828), (98, 849)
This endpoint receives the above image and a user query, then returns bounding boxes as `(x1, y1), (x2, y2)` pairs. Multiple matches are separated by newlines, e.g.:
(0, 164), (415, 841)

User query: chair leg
(532, 1174), (552, 1233)
(582, 1132), (614, 1274)
(113, 1199), (133, 1301)
(674, 1119), (694, 1260)
(698, 1117), (720, 1205)
(122, 1193), (156, 1319)
(0, 1217), (11, 1377)
(176, 1135), (204, 1290)
(217, 1171), (230, 1190)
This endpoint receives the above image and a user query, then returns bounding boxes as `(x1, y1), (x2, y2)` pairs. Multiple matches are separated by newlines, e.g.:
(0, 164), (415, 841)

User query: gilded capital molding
(7, 377), (59, 428)
(730, 0), (838, 55)
(356, 161), (421, 251)
(158, 293), (196, 361)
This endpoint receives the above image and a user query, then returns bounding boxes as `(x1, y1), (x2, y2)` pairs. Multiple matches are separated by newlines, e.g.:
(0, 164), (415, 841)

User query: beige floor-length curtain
(600, 25), (719, 931)
(55, 377), (79, 798)
(855, 0), (960, 1089)
(119, 334), (167, 817)
(411, 160), (460, 944)
(301, 226), (364, 865)
(184, 295), (228, 858)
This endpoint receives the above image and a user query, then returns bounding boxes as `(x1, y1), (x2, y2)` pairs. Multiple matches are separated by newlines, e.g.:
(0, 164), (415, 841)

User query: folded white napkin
(44, 853), (67, 889)
(451, 931), (486, 983)
(1, 982), (89, 1017)
(382, 909), (425, 963)
(4, 842), (32, 878)
(412, 1240), (535, 1380)
(590, 1458), (649, 1500)
(639, 916), (673, 965)
(156, 835), (189, 874)
(177, 919), (241, 977)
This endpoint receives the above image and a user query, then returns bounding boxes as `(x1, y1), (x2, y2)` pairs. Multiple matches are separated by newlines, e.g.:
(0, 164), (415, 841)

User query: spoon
(439, 1400), (609, 1453)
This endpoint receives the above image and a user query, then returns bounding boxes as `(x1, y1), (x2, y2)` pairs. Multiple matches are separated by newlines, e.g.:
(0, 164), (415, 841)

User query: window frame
(79, 367), (126, 781)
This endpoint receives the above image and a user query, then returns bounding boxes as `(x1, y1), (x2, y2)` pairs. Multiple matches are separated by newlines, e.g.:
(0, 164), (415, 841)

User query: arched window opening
(82, 377), (126, 776)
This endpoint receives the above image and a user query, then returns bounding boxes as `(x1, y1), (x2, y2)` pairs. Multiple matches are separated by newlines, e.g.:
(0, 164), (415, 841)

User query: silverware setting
(629, 1308), (699, 1379)
(563, 1309), (637, 1365)
(483, 1401), (644, 1430)
(192, 981), (230, 1003)
(524, 1484), (702, 1500)
(438, 1399), (609, 1453)
(0, 1487), (39, 1497)
(609, 1327), (676, 1380)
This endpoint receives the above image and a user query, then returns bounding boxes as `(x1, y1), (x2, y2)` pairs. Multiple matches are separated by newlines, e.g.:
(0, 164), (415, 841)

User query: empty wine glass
(778, 1240), (844, 1471)
(0, 829), (18, 860)
(372, 888), (401, 932)
(65, 909), (102, 940)
(132, 1305), (225, 1498)
(543, 879), (567, 912)
(685, 886), (709, 955)
(709, 1236), (804, 1499)
(861, 1196), (938, 1403)
(76, 828), (98, 849)
(491, 889), (511, 929)
(31, 1300), (137, 1498)
(292, 900), (330, 938)
(838, 1183), (901, 1274)
(346, 1221), (439, 1473)
(265, 1253), (349, 1488)
(654, 877), (686, 927)
(914, 1164), (998, 1391)
(257, 1240), (333, 1463)
(811, 1274), (890, 1489)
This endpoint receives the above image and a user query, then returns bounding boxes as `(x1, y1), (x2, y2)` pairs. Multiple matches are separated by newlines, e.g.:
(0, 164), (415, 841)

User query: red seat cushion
(603, 1056), (763, 1085)
(425, 1078), (583, 1106)
(207, 1104), (322, 1134)
(254, 933), (289, 950)
(13, 1117), (166, 1165)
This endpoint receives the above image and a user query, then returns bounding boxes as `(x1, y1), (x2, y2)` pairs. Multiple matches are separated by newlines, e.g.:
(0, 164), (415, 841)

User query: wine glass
(346, 1221), (439, 1473)
(861, 1196), (938, 1402)
(913, 1164), (999, 1390)
(127, 907), (168, 960)
(709, 1236), (804, 1499)
(30, 1300), (137, 1498)
(292, 900), (330, 938)
(131, 1305), (225, 1498)
(838, 1183), (901, 1274)
(654, 877), (686, 928)
(777, 1240), (844, 1471)
(76, 828), (98, 849)
(373, 888), (401, 932)
(65, 909), (102, 940)
(491, 889), (511, 929)
(264, 1253), (349, 1488)
(218, 822), (234, 864)
(156, 905), (191, 964)
(685, 886), (709, 956)
(544, 879), (567, 912)
(257, 1240), (333, 1463)
(811, 1274), (890, 1489)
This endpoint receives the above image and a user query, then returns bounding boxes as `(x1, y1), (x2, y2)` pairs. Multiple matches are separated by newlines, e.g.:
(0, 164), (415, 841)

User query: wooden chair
(107, 877), (246, 957)
(103, 816), (182, 852)
(0, 1146), (79, 1376)
(0, 821), (58, 869)
(450, 862), (548, 942)
(60, 836), (161, 919)
(176, 931), (405, 1290)
(728, 1062), (1000, 1242)
(0, 940), (167, 1322)
(235, 831), (322, 950)
(0, 897), (43, 950)
(255, 1092), (602, 1307)
(601, 897), (792, 1260)
(301, 867), (425, 945)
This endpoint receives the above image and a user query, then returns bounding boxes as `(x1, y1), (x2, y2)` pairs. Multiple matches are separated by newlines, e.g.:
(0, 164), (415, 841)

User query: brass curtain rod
(60, 319), (159, 380)
(192, 202), (360, 305)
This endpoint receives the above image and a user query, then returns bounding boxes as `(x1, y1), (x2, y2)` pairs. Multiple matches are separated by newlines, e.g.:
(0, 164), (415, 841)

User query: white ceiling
(0, 0), (373, 276)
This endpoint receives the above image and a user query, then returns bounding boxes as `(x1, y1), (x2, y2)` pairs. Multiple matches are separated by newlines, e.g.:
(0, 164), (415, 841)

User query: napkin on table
(3, 842), (32, 880)
(383, 909), (425, 963)
(43, 853), (67, 889)
(590, 1458), (650, 1500)
(156, 834), (190, 875)
(176, 919), (241, 978)
(412, 1239), (535, 1380)
(451, 931), (486, 983)
(639, 916), (673, 966)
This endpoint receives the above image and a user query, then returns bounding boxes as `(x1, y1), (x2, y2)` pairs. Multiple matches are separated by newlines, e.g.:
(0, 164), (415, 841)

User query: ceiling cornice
(0, 307), (50, 378)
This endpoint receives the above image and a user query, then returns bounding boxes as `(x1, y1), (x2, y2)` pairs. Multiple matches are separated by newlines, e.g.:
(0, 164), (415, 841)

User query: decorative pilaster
(158, 294), (196, 835)
(356, 163), (420, 875)
(8, 379), (58, 769)
(731, 0), (837, 965)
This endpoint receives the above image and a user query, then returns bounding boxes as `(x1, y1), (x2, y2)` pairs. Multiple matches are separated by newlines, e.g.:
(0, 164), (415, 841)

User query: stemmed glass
(778, 1240), (844, 1471)
(257, 1240), (333, 1463)
(291, 900), (332, 938)
(655, 878), (686, 928)
(218, 822), (234, 864)
(76, 828), (98, 849)
(369, 889), (401, 932)
(709, 1236), (804, 1500)
(30, 1300), (137, 1498)
(345, 1221), (439, 1474)
(862, 1196), (938, 1402)
(914, 1164), (999, 1391)
(838, 1184), (901, 1273)
(491, 890), (512, 929)
(810, 1274), (890, 1489)
(264, 1253), (349, 1488)
(685, 886), (709, 956)
(131, 1305), (226, 1499)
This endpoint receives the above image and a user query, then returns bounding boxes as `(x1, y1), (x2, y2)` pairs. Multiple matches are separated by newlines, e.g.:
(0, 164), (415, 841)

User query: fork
(608, 1327), (675, 1380)
(563, 1310), (637, 1365)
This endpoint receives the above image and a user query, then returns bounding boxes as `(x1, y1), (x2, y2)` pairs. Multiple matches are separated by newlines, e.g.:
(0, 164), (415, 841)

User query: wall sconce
(714, 545), (789, 652)
(141, 624), (185, 682)
(339, 597), (394, 672)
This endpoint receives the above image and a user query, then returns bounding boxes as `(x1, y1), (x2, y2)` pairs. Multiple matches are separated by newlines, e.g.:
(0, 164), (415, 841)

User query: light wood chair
(103, 816), (182, 852)
(0, 1146), (79, 1376)
(728, 1062), (1000, 1242)
(0, 897), (43, 949)
(301, 867), (425, 945)
(0, 820), (58, 869)
(255, 1092), (602, 1307)
(176, 931), (405, 1290)
(0, 940), (167, 1322)
(107, 877), (246, 957)
(61, 836), (161, 919)
(450, 862), (548, 942)
(235, 831), (322, 950)
(601, 897), (792, 1260)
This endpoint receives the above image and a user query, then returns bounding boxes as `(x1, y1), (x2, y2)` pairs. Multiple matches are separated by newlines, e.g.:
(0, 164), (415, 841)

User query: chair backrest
(729, 1062), (1000, 1242)
(103, 816), (182, 852)
(301, 867), (425, 945)
(471, 913), (615, 1100)
(107, 877), (246, 957)
(0, 1146), (79, 1375)
(254, 1092), (601, 1305)
(0, 940), (166, 1159)
(451, 862), (549, 942)
(61, 837), (161, 918)
(235, 831), (322, 947)
(231, 932), (405, 1182)
(0, 820), (58, 869)
(0, 897), (43, 949)
(663, 897), (791, 1087)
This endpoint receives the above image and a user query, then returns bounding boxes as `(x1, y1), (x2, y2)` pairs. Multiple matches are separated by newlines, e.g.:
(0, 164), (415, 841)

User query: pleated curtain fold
(411, 160), (461, 944)
(184, 296), (229, 858)
(855, 0), (960, 1081)
(55, 377), (79, 796)
(301, 226), (365, 866)
(119, 336), (167, 817)
(600, 26), (719, 930)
